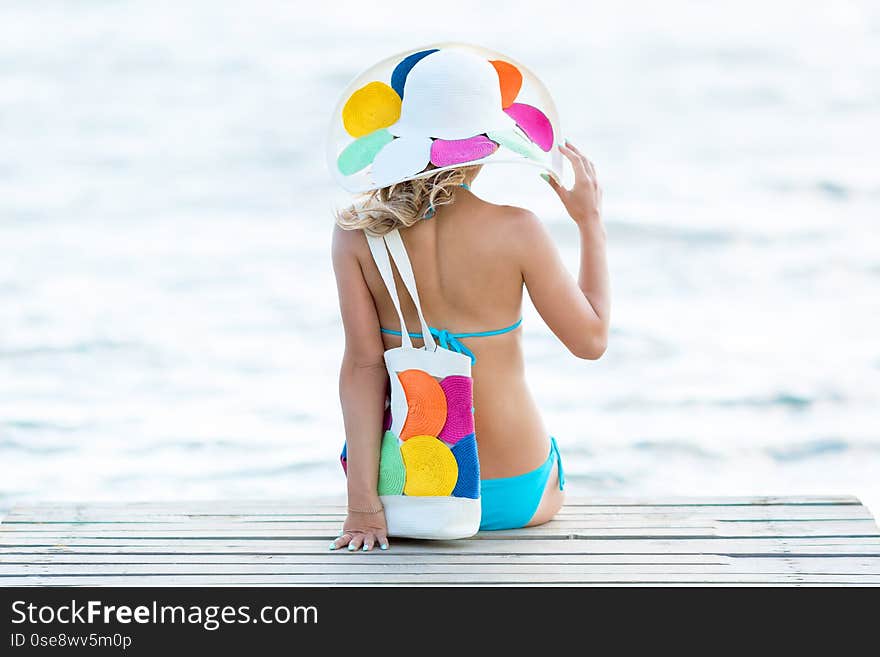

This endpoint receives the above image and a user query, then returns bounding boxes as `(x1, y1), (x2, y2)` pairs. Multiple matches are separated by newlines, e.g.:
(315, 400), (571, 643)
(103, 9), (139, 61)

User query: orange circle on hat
(490, 60), (523, 109)
(398, 369), (447, 440)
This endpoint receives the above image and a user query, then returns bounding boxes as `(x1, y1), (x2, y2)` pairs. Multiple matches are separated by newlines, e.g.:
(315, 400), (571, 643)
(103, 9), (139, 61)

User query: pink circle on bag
(438, 375), (475, 445)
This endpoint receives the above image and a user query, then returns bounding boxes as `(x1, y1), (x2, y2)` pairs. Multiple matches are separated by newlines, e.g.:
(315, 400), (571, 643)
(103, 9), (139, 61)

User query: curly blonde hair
(335, 166), (480, 236)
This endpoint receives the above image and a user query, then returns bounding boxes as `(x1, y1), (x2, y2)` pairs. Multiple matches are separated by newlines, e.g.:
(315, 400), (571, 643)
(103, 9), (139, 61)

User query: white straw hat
(328, 42), (564, 193)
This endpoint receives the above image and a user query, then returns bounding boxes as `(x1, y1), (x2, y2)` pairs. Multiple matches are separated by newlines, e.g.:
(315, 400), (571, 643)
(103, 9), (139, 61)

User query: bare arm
(521, 140), (610, 359)
(330, 226), (389, 551)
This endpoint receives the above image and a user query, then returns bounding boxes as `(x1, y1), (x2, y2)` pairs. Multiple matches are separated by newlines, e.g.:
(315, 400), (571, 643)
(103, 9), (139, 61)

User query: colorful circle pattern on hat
(490, 60), (523, 109)
(391, 48), (439, 99)
(341, 81), (402, 138)
(430, 135), (498, 168)
(333, 45), (556, 190)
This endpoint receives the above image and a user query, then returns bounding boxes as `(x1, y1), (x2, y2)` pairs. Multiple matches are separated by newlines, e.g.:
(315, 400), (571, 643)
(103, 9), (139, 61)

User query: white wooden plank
(6, 510), (873, 530)
(555, 506), (875, 520)
(0, 505), (874, 531)
(5, 502), (872, 526)
(2, 537), (879, 555)
(0, 553), (732, 565)
(4, 573), (879, 585)
(4, 505), (874, 526)
(0, 525), (719, 539)
(2, 520), (876, 540)
(559, 496), (863, 506)
(0, 519), (718, 531)
(2, 558), (878, 576)
(2, 555), (877, 575)
(2, 495), (862, 518)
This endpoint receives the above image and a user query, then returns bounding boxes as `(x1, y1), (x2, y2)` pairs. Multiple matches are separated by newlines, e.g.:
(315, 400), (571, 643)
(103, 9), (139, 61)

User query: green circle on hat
(337, 129), (394, 176)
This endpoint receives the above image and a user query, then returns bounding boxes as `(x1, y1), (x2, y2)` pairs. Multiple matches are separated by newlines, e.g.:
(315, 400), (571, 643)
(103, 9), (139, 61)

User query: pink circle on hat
(504, 102), (554, 152)
(430, 135), (499, 168)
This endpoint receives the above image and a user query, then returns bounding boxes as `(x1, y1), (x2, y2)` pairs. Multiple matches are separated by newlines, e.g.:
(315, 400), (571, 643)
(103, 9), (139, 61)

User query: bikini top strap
(365, 231), (413, 350)
(383, 229), (438, 352)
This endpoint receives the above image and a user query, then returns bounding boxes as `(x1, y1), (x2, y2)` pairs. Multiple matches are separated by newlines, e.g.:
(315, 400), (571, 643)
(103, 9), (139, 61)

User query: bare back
(355, 189), (549, 477)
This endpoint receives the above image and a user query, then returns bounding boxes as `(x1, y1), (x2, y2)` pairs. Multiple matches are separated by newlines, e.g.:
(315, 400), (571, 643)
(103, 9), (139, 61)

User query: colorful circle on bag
(438, 375), (475, 445)
(398, 369), (447, 440)
(401, 435), (458, 496)
(378, 431), (406, 496)
(451, 434), (480, 499)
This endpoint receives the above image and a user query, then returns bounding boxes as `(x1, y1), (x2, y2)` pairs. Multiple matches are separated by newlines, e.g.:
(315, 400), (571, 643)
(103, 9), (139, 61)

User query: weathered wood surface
(1, 496), (878, 586)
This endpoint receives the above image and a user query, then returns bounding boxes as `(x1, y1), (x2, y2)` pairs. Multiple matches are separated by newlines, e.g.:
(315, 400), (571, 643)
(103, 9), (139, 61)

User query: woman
(329, 46), (609, 551)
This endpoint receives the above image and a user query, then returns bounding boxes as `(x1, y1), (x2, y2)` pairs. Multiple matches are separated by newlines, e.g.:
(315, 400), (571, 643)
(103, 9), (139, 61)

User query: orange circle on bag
(401, 435), (459, 496)
(398, 369), (447, 440)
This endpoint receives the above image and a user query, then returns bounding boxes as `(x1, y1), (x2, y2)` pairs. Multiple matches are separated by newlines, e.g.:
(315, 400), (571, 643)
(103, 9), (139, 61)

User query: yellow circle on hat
(342, 81), (402, 138)
(400, 435), (458, 497)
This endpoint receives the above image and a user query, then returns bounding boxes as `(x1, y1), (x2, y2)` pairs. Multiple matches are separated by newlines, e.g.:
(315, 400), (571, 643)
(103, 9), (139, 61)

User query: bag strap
(383, 230), (437, 351)
(364, 229), (437, 352)
(365, 231), (412, 349)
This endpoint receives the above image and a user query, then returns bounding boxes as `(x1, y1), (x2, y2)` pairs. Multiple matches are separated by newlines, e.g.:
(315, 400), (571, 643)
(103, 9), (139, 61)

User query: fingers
(330, 531), (352, 551)
(330, 531), (388, 552)
(558, 141), (589, 182)
(584, 156), (597, 180)
(560, 140), (598, 183)
(564, 139), (586, 159)
(541, 172), (566, 197)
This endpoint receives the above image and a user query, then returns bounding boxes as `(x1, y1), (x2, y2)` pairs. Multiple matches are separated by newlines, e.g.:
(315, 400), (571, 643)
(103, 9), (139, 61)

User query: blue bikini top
(380, 317), (523, 365)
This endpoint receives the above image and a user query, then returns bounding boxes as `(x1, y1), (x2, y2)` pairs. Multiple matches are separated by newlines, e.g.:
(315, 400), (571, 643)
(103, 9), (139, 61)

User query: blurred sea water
(1, 1), (879, 514)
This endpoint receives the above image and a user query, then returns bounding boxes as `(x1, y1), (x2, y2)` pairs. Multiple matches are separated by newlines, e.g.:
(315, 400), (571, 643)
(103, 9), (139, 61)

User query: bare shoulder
(332, 224), (368, 258)
(467, 199), (547, 254)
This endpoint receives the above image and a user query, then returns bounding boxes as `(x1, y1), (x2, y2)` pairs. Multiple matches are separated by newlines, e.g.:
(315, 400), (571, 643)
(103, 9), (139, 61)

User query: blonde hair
(336, 166), (479, 236)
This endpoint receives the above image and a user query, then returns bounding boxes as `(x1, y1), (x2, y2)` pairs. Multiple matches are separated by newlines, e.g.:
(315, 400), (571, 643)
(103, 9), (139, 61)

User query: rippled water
(2, 1), (879, 514)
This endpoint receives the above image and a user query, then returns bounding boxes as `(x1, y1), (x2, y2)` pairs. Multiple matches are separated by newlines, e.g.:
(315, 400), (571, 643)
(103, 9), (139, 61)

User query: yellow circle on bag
(400, 435), (458, 497)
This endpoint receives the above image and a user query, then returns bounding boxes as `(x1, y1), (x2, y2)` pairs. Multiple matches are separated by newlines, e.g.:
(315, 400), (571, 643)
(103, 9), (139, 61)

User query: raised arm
(330, 226), (389, 551)
(520, 140), (610, 359)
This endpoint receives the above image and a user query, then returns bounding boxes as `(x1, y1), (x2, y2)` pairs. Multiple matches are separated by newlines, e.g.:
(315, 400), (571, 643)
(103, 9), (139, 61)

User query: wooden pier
(2, 496), (879, 585)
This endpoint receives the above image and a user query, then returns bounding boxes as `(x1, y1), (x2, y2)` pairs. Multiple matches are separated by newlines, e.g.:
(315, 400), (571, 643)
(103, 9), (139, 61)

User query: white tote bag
(342, 228), (481, 539)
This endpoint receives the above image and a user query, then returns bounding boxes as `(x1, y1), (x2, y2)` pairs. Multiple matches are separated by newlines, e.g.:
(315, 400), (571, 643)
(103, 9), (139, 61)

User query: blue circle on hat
(390, 49), (439, 100)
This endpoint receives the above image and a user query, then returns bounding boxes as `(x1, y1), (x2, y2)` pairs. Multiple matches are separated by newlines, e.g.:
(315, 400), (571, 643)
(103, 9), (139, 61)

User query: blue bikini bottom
(479, 437), (565, 531)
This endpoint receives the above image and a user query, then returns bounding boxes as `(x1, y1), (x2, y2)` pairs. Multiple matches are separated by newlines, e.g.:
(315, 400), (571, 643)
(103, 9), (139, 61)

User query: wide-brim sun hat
(328, 42), (564, 193)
